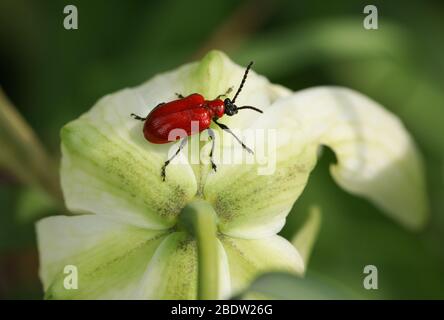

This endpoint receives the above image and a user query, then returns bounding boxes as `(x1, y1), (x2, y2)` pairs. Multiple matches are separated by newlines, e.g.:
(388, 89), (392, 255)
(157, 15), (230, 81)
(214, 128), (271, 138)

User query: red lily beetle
(131, 61), (262, 181)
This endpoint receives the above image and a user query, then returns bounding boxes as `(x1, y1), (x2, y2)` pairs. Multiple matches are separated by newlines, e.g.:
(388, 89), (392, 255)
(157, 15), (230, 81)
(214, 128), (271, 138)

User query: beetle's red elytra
(131, 61), (262, 181)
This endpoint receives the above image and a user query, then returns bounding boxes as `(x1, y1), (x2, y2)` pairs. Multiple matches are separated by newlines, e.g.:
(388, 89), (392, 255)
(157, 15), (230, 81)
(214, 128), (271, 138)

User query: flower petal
(220, 234), (304, 295)
(217, 239), (232, 299)
(61, 68), (199, 229)
(138, 231), (231, 300)
(36, 215), (168, 299)
(138, 232), (198, 299)
(205, 86), (428, 237)
(276, 87), (428, 230)
(204, 138), (318, 238)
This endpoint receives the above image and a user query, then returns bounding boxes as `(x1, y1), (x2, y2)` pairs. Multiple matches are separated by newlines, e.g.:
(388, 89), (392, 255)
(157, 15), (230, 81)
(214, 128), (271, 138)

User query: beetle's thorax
(205, 99), (225, 119)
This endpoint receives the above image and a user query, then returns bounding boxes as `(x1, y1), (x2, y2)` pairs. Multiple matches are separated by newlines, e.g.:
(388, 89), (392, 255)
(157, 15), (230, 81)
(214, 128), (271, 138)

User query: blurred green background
(1, 0), (443, 299)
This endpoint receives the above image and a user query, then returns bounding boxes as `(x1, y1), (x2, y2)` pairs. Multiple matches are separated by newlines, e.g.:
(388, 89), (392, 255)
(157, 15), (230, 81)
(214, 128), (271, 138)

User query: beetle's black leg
(213, 118), (253, 154)
(207, 128), (217, 172)
(130, 113), (146, 121)
(131, 102), (165, 121)
(161, 138), (188, 181)
(215, 86), (233, 100)
(175, 93), (185, 99)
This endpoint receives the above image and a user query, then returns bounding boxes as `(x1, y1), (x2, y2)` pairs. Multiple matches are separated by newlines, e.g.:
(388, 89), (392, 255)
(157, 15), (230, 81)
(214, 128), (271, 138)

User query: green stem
(179, 200), (219, 300)
(0, 87), (64, 206)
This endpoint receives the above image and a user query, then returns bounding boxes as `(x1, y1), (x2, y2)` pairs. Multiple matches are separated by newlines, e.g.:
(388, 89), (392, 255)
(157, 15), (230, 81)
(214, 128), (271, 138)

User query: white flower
(36, 51), (427, 299)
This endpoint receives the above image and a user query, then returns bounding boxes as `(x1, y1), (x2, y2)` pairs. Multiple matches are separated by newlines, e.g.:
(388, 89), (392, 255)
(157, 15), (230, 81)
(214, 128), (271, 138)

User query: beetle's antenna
(232, 61), (253, 104)
(237, 106), (263, 113)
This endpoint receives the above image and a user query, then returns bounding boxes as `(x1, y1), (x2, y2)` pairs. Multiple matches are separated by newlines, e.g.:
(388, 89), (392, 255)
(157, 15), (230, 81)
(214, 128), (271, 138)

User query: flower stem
(179, 200), (219, 300)
(0, 87), (64, 206)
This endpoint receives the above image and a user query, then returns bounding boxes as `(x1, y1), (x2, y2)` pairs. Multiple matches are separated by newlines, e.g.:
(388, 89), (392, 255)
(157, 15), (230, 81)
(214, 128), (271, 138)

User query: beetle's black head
(224, 98), (238, 116)
(224, 98), (263, 116)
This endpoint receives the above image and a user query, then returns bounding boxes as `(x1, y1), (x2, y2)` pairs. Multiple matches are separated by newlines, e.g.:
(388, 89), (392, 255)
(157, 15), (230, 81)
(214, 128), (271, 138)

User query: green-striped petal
(204, 137), (318, 238)
(36, 215), (169, 299)
(138, 232), (198, 299)
(61, 70), (199, 229)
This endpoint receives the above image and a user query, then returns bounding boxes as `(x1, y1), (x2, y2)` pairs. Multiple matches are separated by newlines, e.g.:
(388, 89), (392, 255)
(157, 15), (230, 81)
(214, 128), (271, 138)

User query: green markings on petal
(205, 143), (318, 238)
(219, 234), (304, 295)
(139, 232), (198, 299)
(37, 215), (168, 299)
(60, 68), (198, 229)
(61, 119), (196, 229)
